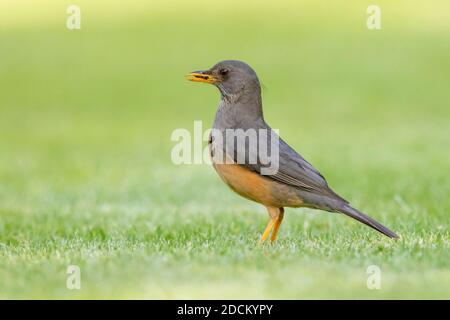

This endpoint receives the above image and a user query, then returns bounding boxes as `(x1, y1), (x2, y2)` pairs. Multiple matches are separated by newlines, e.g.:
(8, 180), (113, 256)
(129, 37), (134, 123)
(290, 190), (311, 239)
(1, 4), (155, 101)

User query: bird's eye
(219, 68), (229, 76)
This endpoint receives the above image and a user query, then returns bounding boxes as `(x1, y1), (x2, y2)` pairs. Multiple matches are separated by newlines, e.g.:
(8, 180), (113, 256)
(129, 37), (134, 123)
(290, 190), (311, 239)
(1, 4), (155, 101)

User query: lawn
(0, 0), (449, 299)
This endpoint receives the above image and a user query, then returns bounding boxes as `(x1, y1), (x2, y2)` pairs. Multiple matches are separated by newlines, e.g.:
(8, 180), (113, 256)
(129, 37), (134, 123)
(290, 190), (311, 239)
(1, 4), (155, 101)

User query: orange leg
(270, 209), (284, 242)
(260, 218), (276, 243)
(260, 207), (284, 244)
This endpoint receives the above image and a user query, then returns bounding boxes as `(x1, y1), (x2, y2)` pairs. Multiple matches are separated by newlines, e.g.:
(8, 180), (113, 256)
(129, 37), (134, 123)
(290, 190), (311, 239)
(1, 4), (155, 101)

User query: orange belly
(212, 161), (304, 208)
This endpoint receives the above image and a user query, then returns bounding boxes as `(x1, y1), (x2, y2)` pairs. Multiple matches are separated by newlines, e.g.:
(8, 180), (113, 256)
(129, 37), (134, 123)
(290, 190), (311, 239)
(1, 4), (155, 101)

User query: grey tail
(337, 204), (398, 239)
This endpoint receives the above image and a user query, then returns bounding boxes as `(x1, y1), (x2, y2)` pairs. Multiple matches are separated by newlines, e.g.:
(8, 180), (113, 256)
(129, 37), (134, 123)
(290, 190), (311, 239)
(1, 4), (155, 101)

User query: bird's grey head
(186, 60), (261, 100)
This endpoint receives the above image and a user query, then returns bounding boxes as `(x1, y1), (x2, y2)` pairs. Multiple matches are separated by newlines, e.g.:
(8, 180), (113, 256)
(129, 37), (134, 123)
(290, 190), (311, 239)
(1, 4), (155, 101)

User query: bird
(186, 60), (398, 243)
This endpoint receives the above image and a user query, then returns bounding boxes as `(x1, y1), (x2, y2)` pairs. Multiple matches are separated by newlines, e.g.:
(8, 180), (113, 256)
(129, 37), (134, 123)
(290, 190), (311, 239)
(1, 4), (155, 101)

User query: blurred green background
(0, 0), (449, 299)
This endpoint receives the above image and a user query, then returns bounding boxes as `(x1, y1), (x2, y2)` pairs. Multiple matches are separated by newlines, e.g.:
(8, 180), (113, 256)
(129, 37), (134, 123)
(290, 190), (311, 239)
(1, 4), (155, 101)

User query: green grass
(0, 0), (449, 299)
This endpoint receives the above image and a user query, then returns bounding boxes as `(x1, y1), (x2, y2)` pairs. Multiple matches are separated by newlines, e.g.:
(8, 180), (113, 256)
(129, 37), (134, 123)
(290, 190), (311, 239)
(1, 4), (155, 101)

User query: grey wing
(270, 139), (347, 201)
(227, 128), (348, 202)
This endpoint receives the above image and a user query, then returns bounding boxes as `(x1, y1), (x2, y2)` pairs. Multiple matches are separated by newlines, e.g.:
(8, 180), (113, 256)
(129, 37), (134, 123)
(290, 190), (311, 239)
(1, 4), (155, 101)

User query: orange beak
(185, 70), (218, 84)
